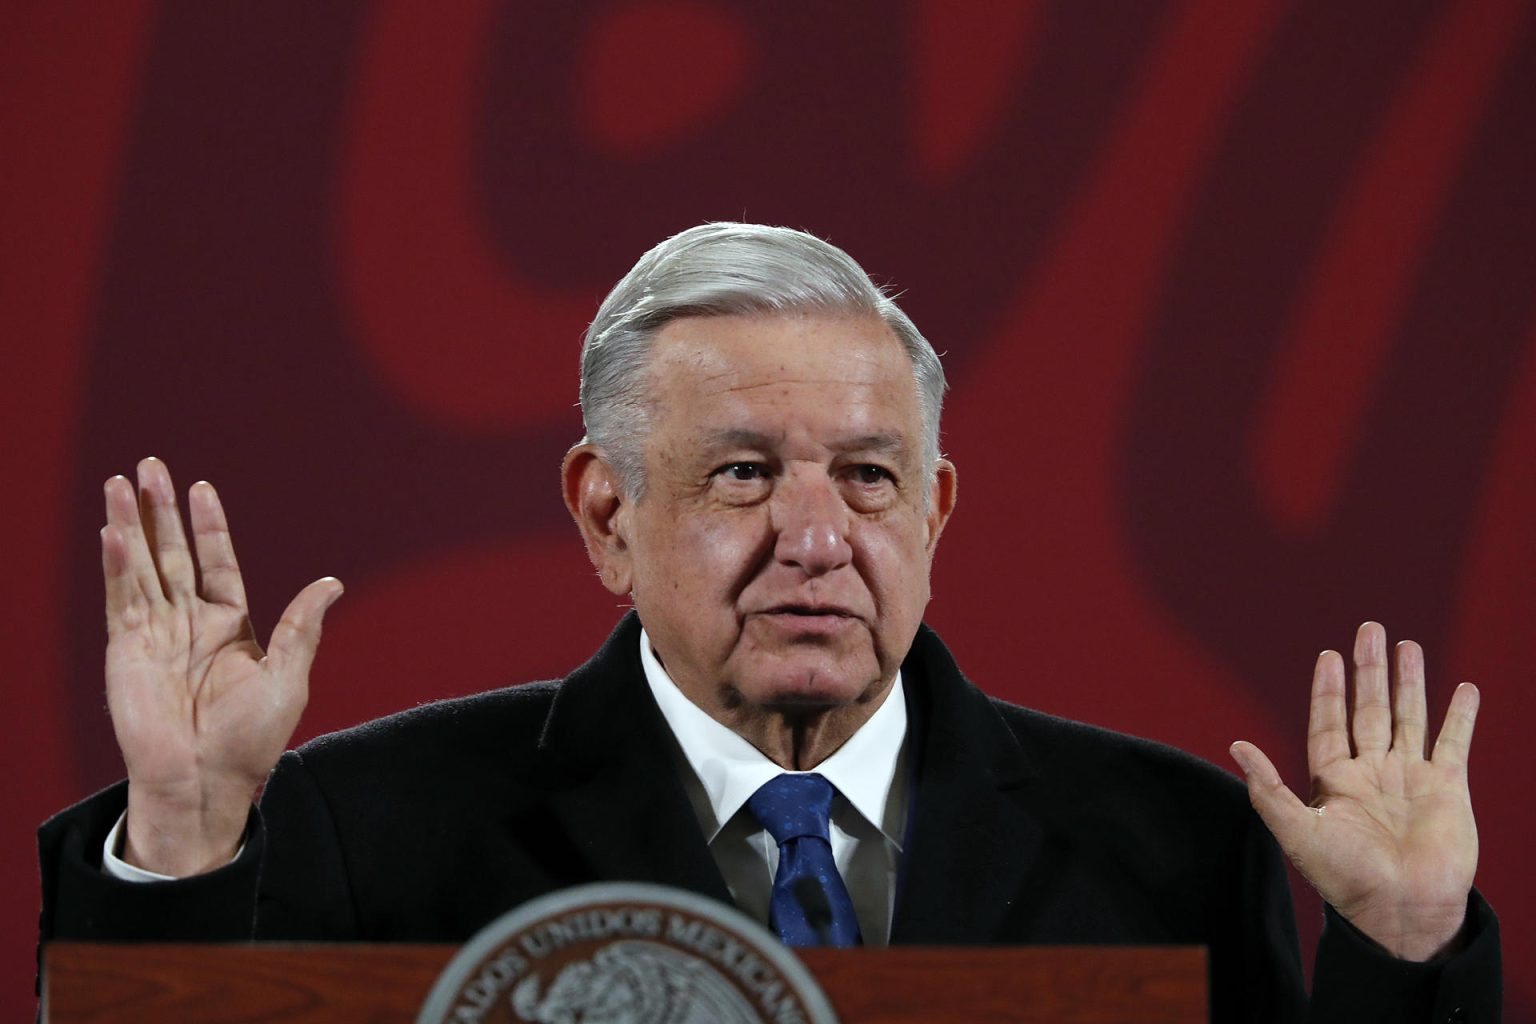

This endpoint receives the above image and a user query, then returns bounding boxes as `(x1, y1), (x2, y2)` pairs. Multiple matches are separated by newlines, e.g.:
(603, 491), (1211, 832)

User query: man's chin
(728, 659), (890, 713)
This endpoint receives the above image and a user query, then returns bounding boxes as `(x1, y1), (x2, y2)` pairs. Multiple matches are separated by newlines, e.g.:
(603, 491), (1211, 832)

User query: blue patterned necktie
(747, 773), (863, 947)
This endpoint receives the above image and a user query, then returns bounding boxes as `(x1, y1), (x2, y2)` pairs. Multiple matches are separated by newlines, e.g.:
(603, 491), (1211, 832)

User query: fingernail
(1228, 743), (1251, 774)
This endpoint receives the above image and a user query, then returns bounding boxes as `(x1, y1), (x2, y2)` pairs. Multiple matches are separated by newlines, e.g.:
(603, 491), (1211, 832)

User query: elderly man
(40, 224), (1499, 1020)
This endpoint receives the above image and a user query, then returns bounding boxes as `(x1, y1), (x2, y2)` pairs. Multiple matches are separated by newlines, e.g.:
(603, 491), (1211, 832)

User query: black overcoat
(39, 613), (1500, 1022)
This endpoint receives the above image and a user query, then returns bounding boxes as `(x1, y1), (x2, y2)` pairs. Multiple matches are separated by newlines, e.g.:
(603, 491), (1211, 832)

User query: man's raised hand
(103, 458), (342, 877)
(1230, 622), (1479, 961)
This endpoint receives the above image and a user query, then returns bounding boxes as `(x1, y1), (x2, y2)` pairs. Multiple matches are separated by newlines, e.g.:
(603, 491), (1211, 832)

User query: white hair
(580, 222), (947, 497)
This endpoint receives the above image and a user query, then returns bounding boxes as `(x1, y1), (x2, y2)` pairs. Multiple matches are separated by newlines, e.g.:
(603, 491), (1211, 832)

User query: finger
(1391, 639), (1429, 758)
(188, 481), (249, 610)
(1230, 740), (1316, 848)
(1431, 682), (1480, 769)
(104, 473), (164, 604)
(101, 525), (145, 633)
(265, 578), (345, 683)
(1351, 622), (1392, 755)
(136, 457), (196, 601)
(1307, 650), (1351, 772)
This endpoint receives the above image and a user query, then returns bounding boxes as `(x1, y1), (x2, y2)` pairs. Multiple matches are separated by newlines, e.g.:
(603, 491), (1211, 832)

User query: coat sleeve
(36, 780), (264, 942)
(36, 750), (360, 944)
(1209, 799), (1501, 1024)
(1309, 893), (1502, 1024)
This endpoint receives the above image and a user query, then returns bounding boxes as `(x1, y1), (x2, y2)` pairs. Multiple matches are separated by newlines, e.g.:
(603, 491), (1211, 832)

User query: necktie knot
(748, 773), (835, 845)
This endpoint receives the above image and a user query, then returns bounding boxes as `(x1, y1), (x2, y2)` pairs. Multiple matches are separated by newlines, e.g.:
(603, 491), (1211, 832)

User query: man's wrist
(122, 779), (255, 876)
(102, 811), (176, 881)
(102, 808), (249, 881)
(1335, 900), (1470, 962)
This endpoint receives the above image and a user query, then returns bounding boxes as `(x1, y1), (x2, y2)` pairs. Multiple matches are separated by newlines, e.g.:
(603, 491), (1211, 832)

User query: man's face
(598, 310), (956, 727)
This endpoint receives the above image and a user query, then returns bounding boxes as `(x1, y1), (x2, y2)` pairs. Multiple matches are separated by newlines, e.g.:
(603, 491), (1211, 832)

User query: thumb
(1229, 740), (1314, 850)
(267, 577), (344, 680)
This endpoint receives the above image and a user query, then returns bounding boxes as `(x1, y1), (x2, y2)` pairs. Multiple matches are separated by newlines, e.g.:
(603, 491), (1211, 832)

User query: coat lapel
(890, 625), (1043, 944)
(528, 615), (1044, 942)
(532, 614), (734, 905)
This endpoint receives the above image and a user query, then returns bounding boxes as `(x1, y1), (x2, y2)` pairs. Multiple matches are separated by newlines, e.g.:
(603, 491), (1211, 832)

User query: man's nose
(770, 471), (853, 576)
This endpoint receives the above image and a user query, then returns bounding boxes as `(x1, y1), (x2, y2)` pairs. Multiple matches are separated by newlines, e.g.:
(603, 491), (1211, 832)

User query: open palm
(102, 458), (341, 876)
(1232, 623), (1478, 961)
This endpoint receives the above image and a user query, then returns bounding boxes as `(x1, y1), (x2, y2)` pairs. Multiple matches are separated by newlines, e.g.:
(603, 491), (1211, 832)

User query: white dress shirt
(639, 628), (910, 945)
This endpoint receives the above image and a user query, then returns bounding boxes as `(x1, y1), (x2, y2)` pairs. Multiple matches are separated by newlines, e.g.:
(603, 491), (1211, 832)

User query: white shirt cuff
(101, 810), (245, 881)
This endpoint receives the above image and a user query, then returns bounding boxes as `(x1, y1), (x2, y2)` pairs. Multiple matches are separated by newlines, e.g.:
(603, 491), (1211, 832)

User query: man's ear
(562, 444), (634, 596)
(924, 458), (958, 557)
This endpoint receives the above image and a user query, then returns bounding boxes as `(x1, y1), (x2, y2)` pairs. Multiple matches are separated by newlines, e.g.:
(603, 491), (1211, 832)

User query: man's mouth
(763, 604), (855, 618)
(751, 605), (861, 636)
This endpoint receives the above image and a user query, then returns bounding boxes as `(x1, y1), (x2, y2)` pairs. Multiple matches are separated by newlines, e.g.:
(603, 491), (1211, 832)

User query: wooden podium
(42, 942), (1207, 1022)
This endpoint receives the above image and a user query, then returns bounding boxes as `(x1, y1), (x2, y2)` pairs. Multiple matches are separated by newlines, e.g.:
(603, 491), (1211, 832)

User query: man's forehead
(697, 427), (911, 455)
(645, 313), (915, 398)
(639, 311), (925, 456)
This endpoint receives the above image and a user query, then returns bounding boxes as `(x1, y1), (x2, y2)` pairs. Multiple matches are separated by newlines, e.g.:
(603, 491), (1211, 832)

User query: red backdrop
(5, 2), (1533, 1018)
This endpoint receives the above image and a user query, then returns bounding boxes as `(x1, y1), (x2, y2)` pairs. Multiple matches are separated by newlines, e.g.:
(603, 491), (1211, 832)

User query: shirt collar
(640, 627), (907, 845)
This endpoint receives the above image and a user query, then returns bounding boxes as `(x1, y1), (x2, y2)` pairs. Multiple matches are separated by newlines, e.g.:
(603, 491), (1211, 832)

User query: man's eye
(718, 463), (769, 482)
(850, 465), (892, 485)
